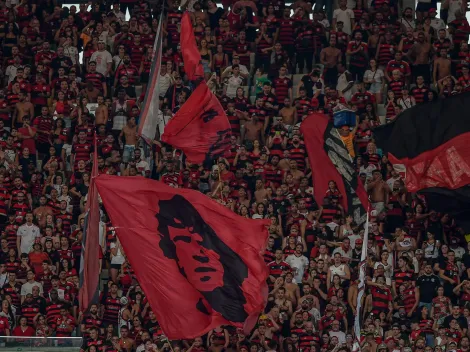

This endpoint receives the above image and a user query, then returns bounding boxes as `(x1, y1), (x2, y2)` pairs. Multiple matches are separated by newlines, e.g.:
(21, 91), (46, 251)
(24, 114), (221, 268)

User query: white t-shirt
(448, 0), (463, 23)
(58, 195), (73, 213)
(330, 330), (346, 344)
(5, 65), (19, 83)
(332, 246), (353, 260)
(386, 176), (402, 189)
(399, 17), (416, 30)
(363, 69), (384, 85)
(90, 50), (113, 76)
(63, 46), (79, 65)
(430, 18), (446, 31)
(17, 224), (41, 254)
(157, 73), (173, 98)
(333, 8), (355, 35)
(136, 160), (150, 176)
(110, 242), (125, 265)
(398, 96), (415, 111)
(337, 71), (354, 101)
(111, 10), (126, 23)
(285, 254), (309, 283)
(113, 55), (125, 71)
(347, 0), (357, 8)
(21, 281), (43, 296)
(225, 75), (244, 98)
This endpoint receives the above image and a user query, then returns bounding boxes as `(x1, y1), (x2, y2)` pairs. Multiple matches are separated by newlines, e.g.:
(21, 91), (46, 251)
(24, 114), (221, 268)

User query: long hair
(157, 194), (249, 322)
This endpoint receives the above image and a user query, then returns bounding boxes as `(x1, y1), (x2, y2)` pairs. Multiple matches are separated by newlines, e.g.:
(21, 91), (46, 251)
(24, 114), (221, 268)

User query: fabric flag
(374, 92), (470, 232)
(161, 82), (231, 165)
(300, 113), (368, 225)
(94, 175), (270, 340)
(181, 12), (204, 81)
(137, 12), (164, 143)
(79, 136), (101, 311)
(354, 211), (369, 344)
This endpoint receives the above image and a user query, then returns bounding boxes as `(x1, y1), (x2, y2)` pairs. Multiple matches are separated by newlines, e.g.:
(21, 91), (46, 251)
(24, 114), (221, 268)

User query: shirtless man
(274, 287), (293, 317)
(320, 37), (342, 86)
(285, 160), (305, 185)
(284, 271), (300, 306)
(278, 150), (291, 171)
(366, 169), (390, 214)
(119, 116), (138, 164)
(94, 95), (108, 126)
(243, 116), (263, 144)
(189, 1), (208, 25)
(254, 179), (268, 203)
(433, 48), (452, 85)
(13, 91), (34, 129)
(407, 32), (433, 83)
(347, 280), (359, 315)
(33, 196), (53, 229)
(279, 98), (297, 127)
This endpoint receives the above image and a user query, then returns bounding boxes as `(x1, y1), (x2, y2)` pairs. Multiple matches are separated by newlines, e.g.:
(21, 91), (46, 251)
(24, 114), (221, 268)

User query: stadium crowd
(0, 0), (468, 351)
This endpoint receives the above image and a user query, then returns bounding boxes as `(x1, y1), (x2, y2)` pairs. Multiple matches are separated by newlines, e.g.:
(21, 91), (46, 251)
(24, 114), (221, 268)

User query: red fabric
(94, 175), (270, 340)
(162, 82), (231, 164)
(389, 132), (470, 193)
(300, 113), (368, 212)
(181, 12), (204, 81)
(18, 127), (37, 154)
(79, 136), (100, 311)
(12, 326), (35, 337)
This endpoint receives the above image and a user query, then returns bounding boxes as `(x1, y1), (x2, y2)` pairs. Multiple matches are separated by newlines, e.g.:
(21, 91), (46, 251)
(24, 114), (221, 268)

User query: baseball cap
(356, 238), (363, 245)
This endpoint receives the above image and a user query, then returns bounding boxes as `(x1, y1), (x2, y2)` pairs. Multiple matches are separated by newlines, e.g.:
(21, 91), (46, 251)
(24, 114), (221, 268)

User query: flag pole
(353, 203), (371, 352)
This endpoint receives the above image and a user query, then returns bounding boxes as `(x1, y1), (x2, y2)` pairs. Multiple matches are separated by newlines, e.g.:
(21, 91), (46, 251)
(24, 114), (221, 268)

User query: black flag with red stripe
(374, 92), (470, 232)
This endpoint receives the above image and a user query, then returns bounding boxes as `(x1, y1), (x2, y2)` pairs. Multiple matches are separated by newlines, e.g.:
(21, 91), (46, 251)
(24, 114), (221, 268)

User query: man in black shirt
(443, 305), (468, 335)
(416, 260), (440, 310)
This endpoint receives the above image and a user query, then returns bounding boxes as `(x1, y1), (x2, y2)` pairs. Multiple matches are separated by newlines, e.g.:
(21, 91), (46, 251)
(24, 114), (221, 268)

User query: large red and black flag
(79, 136), (101, 311)
(161, 82), (231, 165)
(301, 113), (368, 225)
(94, 175), (270, 340)
(374, 92), (470, 232)
(161, 12), (230, 164)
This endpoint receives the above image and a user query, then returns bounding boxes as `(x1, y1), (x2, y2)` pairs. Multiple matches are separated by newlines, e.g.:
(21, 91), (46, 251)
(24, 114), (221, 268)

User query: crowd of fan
(0, 0), (468, 351)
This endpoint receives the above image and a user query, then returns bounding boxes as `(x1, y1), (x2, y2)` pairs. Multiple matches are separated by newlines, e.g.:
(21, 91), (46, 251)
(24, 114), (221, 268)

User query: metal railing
(0, 336), (82, 351)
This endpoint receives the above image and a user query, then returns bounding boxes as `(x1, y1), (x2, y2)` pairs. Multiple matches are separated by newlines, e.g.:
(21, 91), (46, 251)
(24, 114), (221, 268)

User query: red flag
(94, 175), (270, 340)
(181, 12), (204, 81)
(301, 114), (369, 225)
(79, 136), (100, 311)
(161, 82), (231, 164)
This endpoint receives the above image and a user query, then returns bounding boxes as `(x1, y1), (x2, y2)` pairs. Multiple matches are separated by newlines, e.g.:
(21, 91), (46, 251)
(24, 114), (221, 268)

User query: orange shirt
(340, 133), (355, 158)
